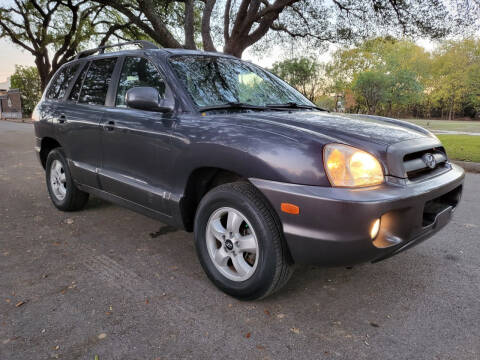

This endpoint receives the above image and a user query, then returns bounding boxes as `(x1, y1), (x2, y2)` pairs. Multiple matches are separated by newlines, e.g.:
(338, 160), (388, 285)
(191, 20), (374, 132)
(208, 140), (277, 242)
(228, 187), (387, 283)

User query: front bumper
(250, 164), (465, 266)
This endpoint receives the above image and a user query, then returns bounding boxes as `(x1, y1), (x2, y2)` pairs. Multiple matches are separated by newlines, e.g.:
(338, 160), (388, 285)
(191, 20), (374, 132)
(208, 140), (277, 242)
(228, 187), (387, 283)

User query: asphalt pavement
(0, 121), (479, 360)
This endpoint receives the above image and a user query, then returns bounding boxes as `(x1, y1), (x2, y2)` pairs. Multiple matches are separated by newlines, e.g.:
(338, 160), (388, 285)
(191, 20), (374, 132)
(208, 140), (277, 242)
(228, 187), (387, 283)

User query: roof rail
(74, 40), (158, 60)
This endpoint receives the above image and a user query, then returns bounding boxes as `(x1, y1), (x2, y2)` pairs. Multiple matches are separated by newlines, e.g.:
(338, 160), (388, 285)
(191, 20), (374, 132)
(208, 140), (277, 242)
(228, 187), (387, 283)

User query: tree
(327, 37), (428, 115)
(0, 0), (138, 90)
(428, 39), (480, 119)
(92, 0), (457, 58)
(352, 71), (389, 114)
(271, 57), (322, 102)
(10, 65), (42, 116)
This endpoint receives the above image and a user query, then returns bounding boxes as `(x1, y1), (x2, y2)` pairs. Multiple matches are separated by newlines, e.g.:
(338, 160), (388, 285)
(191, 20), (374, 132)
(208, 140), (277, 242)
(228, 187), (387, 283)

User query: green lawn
(405, 119), (480, 133)
(437, 134), (480, 162)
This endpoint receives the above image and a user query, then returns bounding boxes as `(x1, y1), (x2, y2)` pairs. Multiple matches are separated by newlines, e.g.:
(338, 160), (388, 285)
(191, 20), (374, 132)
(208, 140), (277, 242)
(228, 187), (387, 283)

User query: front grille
(403, 147), (448, 181)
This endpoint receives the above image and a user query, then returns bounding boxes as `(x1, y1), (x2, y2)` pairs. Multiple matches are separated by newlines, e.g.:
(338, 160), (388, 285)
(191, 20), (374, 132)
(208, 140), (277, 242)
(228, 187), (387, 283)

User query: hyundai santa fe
(33, 41), (464, 300)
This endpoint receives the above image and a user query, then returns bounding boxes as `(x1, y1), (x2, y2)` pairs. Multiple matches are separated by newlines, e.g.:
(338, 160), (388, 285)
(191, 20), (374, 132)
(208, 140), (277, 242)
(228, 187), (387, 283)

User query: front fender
(168, 116), (331, 196)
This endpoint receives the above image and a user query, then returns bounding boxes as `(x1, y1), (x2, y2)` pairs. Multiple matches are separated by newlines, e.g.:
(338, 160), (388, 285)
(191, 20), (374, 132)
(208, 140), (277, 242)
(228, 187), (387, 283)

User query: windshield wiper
(266, 102), (328, 112)
(199, 102), (268, 112)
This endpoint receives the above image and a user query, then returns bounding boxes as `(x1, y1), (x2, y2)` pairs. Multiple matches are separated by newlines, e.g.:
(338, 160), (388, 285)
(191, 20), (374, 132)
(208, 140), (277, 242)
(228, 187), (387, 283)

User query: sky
(0, 39), (36, 85)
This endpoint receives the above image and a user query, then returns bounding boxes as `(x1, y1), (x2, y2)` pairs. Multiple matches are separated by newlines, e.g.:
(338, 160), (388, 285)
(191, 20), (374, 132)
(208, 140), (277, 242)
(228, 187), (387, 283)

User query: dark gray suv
(33, 41), (464, 300)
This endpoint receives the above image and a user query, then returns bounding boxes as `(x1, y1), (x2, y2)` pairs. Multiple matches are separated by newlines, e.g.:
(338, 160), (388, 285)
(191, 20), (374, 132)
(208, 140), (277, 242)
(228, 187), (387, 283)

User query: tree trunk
(35, 58), (50, 92)
(184, 0), (196, 49)
(201, 0), (216, 51)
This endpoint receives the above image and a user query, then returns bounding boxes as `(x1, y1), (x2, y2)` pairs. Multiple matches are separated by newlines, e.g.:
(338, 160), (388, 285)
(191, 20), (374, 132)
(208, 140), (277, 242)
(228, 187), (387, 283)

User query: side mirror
(125, 87), (173, 112)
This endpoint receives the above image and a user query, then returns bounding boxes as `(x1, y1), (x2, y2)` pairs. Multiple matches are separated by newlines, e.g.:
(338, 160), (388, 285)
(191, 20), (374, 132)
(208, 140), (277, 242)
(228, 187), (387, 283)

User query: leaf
(245, 332), (251, 338)
(290, 327), (300, 334)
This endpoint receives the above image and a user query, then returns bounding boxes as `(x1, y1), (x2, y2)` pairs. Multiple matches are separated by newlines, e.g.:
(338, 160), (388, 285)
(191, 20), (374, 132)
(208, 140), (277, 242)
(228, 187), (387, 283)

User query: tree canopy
(90, 0), (457, 58)
(10, 65), (42, 115)
(0, 0), (141, 89)
(274, 38), (480, 119)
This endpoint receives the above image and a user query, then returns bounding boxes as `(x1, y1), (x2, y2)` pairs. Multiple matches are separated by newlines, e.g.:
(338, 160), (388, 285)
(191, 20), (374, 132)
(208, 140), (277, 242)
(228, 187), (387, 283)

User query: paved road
(0, 121), (479, 360)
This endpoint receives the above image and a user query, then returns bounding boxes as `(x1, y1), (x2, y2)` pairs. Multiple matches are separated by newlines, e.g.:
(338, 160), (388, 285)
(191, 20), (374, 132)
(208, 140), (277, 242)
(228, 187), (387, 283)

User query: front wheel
(194, 182), (294, 300)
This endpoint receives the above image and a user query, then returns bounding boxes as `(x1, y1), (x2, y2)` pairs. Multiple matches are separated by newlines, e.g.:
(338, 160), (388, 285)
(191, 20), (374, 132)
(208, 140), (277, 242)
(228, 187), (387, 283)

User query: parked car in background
(33, 41), (464, 300)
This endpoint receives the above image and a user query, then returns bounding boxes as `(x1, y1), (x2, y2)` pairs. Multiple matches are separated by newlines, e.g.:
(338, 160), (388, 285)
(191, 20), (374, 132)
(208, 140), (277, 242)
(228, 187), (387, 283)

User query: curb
(452, 160), (480, 174)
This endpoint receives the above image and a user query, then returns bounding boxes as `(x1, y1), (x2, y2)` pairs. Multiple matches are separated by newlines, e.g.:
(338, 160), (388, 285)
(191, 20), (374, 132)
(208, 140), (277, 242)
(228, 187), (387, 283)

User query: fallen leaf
(54, 345), (59, 350)
(97, 333), (107, 340)
(145, 298), (149, 304)
(264, 309), (271, 316)
(290, 327), (300, 334)
(245, 332), (251, 338)
(5, 299), (10, 303)
(15, 301), (25, 307)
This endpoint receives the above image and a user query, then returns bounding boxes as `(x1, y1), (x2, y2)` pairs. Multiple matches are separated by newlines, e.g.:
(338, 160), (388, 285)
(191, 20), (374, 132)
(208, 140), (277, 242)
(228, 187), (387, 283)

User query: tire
(45, 148), (89, 211)
(194, 181), (294, 300)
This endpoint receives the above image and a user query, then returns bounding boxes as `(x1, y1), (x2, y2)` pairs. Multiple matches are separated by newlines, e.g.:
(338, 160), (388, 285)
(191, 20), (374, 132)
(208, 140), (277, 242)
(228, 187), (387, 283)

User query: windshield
(169, 55), (314, 108)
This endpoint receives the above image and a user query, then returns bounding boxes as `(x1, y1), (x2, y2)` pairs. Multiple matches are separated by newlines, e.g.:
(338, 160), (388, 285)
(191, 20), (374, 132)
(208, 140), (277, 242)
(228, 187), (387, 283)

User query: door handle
(103, 120), (115, 131)
(58, 114), (67, 124)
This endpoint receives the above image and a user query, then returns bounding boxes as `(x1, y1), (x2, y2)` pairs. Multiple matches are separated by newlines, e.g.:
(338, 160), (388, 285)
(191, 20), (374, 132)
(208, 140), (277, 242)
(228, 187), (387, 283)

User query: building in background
(0, 89), (22, 119)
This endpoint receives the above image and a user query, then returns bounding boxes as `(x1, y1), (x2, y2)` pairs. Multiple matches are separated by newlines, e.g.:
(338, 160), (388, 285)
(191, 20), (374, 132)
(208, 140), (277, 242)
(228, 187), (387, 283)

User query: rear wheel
(46, 148), (89, 211)
(194, 182), (294, 300)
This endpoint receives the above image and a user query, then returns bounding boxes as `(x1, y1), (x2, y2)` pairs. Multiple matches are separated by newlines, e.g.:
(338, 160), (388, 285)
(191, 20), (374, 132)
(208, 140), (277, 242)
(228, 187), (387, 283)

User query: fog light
(370, 218), (380, 239)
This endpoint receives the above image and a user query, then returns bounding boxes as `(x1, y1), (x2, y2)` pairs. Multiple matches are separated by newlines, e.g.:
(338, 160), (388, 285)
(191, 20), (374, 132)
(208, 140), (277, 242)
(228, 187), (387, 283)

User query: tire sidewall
(45, 148), (74, 210)
(194, 184), (279, 300)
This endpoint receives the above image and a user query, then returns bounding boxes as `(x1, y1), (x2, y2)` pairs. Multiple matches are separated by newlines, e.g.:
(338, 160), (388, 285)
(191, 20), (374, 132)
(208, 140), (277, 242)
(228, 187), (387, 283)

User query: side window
(73, 58), (117, 105)
(116, 57), (166, 107)
(46, 63), (80, 100)
(68, 64), (88, 102)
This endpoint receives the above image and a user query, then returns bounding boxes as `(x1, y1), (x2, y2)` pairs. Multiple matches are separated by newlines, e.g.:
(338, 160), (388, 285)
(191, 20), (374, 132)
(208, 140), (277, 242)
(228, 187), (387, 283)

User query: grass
(437, 134), (480, 163)
(404, 119), (480, 133)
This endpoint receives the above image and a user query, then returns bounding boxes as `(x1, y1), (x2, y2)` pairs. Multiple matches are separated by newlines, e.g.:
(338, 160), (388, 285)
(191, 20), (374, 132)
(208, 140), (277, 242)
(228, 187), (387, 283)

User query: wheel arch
(179, 167), (246, 232)
(40, 137), (62, 169)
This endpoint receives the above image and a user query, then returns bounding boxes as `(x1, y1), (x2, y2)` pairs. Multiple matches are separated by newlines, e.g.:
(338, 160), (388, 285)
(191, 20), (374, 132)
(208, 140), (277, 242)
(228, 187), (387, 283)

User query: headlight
(323, 144), (384, 187)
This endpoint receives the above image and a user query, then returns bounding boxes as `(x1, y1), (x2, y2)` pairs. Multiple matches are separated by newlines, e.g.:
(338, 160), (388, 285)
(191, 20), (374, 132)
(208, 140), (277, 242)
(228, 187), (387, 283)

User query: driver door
(99, 56), (176, 215)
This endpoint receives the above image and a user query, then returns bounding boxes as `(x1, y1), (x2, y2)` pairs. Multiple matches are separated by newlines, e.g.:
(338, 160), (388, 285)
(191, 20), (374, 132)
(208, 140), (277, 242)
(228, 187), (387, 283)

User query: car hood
(227, 111), (433, 146)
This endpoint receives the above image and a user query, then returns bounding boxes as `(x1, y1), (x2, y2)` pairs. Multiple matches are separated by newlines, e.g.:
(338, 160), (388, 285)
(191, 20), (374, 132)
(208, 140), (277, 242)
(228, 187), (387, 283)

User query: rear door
(57, 57), (119, 188)
(100, 56), (175, 215)
(35, 62), (83, 145)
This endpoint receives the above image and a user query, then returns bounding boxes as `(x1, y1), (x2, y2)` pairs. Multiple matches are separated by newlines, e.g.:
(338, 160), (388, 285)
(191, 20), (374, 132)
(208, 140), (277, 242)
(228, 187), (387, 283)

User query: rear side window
(116, 57), (166, 107)
(69, 65), (88, 102)
(70, 58), (117, 105)
(46, 63), (80, 100)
